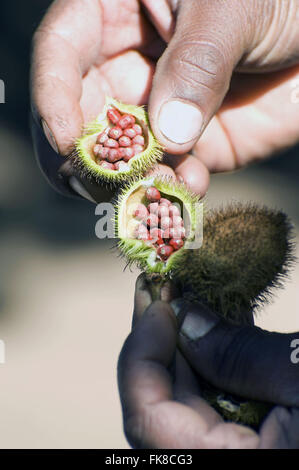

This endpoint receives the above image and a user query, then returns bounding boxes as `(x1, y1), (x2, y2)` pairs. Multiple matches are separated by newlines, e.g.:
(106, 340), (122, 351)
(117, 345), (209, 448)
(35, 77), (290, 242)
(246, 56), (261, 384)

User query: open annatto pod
(74, 97), (162, 184)
(116, 176), (203, 276)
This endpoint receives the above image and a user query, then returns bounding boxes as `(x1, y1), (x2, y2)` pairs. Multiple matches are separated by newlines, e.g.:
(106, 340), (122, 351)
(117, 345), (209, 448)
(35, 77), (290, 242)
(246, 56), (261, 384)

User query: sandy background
(0, 0), (298, 449)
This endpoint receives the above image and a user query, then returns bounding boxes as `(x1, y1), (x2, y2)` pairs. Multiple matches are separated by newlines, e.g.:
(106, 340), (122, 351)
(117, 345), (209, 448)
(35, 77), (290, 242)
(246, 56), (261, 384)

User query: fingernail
(170, 298), (191, 328)
(41, 119), (59, 153)
(171, 298), (219, 341)
(158, 100), (203, 144)
(68, 176), (97, 203)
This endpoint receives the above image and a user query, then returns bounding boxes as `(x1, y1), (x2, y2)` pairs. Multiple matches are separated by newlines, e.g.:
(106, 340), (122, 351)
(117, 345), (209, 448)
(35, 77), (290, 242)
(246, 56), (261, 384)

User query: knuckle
(169, 39), (231, 96)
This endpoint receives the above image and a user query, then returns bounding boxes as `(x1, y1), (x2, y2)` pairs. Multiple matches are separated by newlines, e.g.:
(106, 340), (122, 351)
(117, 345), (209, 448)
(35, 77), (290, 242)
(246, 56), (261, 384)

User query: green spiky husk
(171, 203), (294, 429)
(73, 97), (163, 184)
(118, 199), (294, 428)
(201, 387), (271, 429)
(116, 176), (203, 275)
(172, 202), (294, 325)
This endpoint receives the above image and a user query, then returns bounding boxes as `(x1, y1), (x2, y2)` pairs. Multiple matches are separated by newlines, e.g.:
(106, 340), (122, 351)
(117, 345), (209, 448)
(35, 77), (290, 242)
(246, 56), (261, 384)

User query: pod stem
(145, 273), (167, 301)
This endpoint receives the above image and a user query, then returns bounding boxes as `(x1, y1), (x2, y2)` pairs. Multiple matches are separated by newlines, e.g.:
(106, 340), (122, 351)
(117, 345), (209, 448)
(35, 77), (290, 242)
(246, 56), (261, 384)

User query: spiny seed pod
(171, 203), (294, 429)
(74, 97), (162, 184)
(116, 176), (203, 275)
(172, 203), (294, 325)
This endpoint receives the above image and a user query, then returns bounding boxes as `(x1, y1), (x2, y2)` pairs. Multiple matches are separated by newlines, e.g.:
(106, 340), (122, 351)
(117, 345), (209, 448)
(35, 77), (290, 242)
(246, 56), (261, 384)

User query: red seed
(123, 127), (137, 139)
(150, 228), (164, 245)
(107, 148), (121, 163)
(115, 161), (130, 172)
(169, 238), (184, 250)
(118, 148), (127, 159)
(158, 245), (174, 260)
(119, 147), (135, 162)
(107, 108), (121, 124)
(133, 204), (148, 221)
(94, 145), (110, 160)
(134, 224), (149, 240)
(96, 131), (109, 145)
(99, 161), (115, 171)
(169, 205), (181, 217)
(146, 214), (159, 228)
(157, 205), (169, 218)
(146, 187), (161, 202)
(119, 136), (132, 147)
(133, 124), (142, 135)
(133, 135), (145, 146)
(93, 144), (102, 157)
(162, 229), (170, 239)
(160, 198), (172, 207)
(124, 147), (135, 161)
(169, 226), (186, 239)
(148, 202), (159, 215)
(132, 144), (144, 155)
(108, 126), (123, 140)
(104, 138), (119, 148)
(119, 114), (136, 129)
(160, 216), (173, 230)
(172, 215), (184, 227)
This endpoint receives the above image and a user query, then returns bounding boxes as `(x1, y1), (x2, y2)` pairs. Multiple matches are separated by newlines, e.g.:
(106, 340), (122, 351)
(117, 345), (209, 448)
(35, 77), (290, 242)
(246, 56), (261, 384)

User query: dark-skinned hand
(118, 274), (299, 449)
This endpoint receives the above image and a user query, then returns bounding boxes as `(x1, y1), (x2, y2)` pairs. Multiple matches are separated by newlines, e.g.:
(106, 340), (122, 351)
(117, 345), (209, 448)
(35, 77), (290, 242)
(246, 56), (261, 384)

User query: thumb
(171, 299), (299, 408)
(149, 0), (248, 153)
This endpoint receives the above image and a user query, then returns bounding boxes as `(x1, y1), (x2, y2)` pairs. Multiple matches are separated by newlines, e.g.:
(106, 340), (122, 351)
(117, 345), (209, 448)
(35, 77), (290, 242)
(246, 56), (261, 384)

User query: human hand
(30, 0), (180, 201)
(118, 275), (299, 449)
(31, 0), (299, 200)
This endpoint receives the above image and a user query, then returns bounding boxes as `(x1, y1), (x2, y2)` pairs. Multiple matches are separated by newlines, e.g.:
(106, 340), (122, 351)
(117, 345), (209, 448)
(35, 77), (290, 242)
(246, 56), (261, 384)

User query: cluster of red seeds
(133, 187), (186, 261)
(93, 107), (145, 171)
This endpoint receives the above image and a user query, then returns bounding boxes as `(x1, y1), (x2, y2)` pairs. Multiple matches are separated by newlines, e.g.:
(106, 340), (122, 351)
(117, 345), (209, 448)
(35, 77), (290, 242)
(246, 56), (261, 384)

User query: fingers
(99, 51), (156, 106)
(146, 162), (177, 181)
(173, 351), (222, 428)
(30, 115), (79, 198)
(140, 0), (175, 43)
(132, 274), (153, 327)
(132, 273), (179, 327)
(163, 153), (210, 196)
(146, 157), (210, 197)
(118, 298), (259, 449)
(259, 407), (299, 449)
(172, 299), (299, 407)
(148, 0), (248, 154)
(117, 300), (177, 447)
(31, 0), (103, 155)
(31, 35), (84, 156)
(192, 116), (237, 173)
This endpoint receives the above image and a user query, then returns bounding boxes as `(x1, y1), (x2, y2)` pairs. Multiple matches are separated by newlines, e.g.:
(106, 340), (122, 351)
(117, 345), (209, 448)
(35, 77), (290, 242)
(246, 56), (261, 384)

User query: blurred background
(0, 0), (298, 449)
